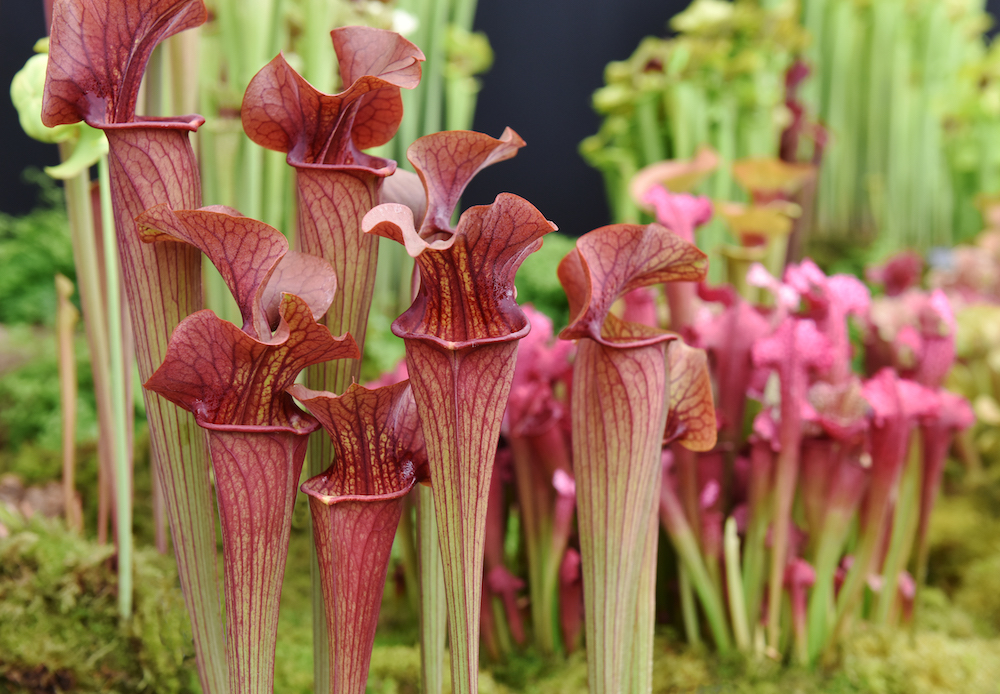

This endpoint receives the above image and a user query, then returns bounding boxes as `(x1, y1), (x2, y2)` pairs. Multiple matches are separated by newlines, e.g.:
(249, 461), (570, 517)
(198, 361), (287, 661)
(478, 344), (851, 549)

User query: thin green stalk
(724, 517), (751, 651)
(766, 434), (802, 653)
(635, 93), (665, 167)
(679, 565), (702, 647)
(629, 504), (660, 693)
(241, 143), (265, 224)
(310, 524), (330, 694)
(805, 514), (854, 664)
(445, 75), (477, 133)
(668, 84), (691, 160)
(741, 510), (770, 633)
(421, 0), (450, 137)
(418, 485), (447, 694)
(55, 274), (82, 534)
(508, 436), (556, 654)
(303, 0), (337, 92)
(874, 433), (922, 624)
(99, 154), (133, 618)
(451, 0), (478, 32)
(661, 482), (732, 652)
(60, 148), (116, 544)
(488, 595), (514, 657)
(262, 148), (287, 231)
(396, 495), (422, 614)
(615, 154), (641, 223)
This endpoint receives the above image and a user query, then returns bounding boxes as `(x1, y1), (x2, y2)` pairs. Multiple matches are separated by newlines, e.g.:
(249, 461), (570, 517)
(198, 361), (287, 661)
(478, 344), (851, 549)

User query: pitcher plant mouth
(98, 114), (206, 131)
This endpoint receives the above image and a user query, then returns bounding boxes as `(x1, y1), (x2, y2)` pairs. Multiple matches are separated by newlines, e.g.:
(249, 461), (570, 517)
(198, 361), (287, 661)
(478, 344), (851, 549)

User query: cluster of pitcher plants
(22, 0), (978, 692)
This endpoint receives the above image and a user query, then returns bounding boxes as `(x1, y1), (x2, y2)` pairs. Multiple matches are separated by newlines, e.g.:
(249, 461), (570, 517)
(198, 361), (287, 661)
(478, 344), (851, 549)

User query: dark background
(3, 1), (1000, 235)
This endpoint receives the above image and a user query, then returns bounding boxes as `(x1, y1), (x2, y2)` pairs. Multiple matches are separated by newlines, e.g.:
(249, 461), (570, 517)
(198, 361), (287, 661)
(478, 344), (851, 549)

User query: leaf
(332, 26), (425, 151)
(137, 205), (337, 339)
(292, 381), (427, 499)
(406, 128), (525, 235)
(364, 130), (556, 345)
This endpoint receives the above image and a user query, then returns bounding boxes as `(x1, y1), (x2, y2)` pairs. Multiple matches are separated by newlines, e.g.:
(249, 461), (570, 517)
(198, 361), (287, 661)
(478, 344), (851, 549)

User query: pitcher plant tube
(139, 205), (358, 694)
(363, 127), (556, 694)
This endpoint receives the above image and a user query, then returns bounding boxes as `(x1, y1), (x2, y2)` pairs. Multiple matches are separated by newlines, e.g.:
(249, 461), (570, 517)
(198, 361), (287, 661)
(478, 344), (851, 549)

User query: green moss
(840, 626), (1000, 694)
(925, 493), (1000, 637)
(0, 508), (197, 692)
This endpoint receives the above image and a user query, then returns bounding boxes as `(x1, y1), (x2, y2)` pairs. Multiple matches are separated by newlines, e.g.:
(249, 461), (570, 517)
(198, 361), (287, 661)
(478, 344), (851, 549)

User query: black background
(3, 1), (1000, 236)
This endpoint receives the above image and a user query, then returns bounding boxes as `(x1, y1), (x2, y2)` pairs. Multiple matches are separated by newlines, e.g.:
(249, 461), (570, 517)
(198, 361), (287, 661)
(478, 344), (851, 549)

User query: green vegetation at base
(5, 493), (1000, 693)
(0, 329), (99, 452)
(0, 509), (198, 693)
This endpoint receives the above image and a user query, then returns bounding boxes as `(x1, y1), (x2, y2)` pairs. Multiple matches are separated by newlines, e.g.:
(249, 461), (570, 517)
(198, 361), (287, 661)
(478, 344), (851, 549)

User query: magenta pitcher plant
(291, 381), (428, 694)
(42, 1), (223, 689)
(139, 205), (358, 694)
(557, 222), (716, 691)
(364, 128), (555, 694)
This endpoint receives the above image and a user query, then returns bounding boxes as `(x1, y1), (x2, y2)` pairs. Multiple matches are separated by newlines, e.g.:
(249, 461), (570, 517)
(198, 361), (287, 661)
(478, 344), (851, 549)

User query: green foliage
(926, 491), (1000, 637)
(0, 174), (76, 326)
(0, 510), (198, 692)
(514, 232), (575, 330)
(582, 0), (807, 228)
(0, 328), (97, 451)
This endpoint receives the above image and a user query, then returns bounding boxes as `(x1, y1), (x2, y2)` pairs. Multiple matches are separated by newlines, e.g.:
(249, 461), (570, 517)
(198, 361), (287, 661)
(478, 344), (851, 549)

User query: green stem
(508, 436), (555, 654)
(660, 481), (732, 652)
(99, 154), (133, 618)
(724, 517), (751, 651)
(635, 93), (665, 167)
(304, 0), (336, 91)
(874, 432), (922, 624)
(805, 511), (852, 664)
(55, 274), (81, 534)
(451, 0), (478, 31)
(765, 393), (803, 653)
(60, 148), (115, 546)
(679, 565), (702, 647)
(418, 484), (447, 694)
(396, 494), (422, 615)
(422, 0), (450, 137)
(629, 504), (660, 693)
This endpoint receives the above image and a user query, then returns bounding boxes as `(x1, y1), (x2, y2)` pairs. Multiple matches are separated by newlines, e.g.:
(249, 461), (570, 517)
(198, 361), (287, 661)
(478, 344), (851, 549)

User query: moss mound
(0, 509), (197, 693)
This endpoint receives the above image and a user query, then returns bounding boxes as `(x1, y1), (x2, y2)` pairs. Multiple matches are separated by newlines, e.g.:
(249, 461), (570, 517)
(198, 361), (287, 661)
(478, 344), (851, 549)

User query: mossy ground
(4, 471), (1000, 693)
